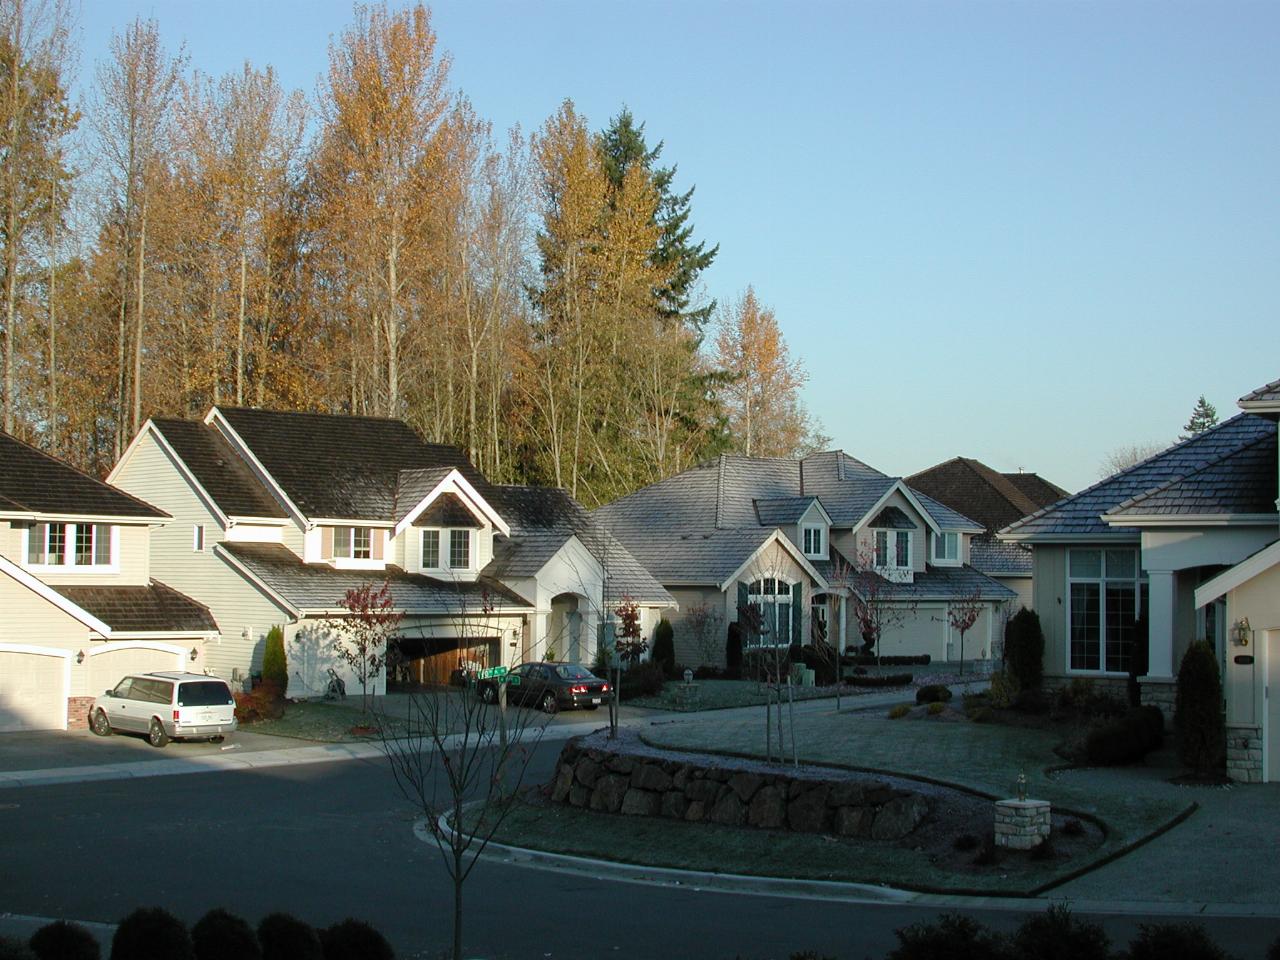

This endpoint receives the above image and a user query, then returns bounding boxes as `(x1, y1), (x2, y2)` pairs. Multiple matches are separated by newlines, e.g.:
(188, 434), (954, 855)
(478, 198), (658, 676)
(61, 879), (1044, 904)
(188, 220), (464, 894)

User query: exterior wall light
(190, 647), (200, 661)
(1233, 617), (1251, 646)
(76, 650), (85, 664)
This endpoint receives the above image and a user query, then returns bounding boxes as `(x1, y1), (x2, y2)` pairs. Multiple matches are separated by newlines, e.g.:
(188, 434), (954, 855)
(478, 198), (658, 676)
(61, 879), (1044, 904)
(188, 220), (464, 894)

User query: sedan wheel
(540, 692), (558, 715)
(90, 709), (112, 737)
(148, 719), (170, 748)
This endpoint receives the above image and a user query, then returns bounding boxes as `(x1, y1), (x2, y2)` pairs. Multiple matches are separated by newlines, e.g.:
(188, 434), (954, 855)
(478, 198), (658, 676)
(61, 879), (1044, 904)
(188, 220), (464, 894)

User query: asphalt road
(2, 744), (1278, 960)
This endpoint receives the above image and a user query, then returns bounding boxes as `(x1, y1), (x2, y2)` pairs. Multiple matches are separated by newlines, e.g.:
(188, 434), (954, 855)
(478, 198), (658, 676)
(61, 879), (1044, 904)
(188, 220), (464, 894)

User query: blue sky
(75, 1), (1279, 493)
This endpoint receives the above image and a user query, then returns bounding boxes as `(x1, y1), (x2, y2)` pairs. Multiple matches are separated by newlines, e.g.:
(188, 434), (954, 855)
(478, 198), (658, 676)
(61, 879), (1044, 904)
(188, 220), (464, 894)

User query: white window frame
(933, 531), (959, 565)
(448, 528), (472, 570)
(331, 525), (381, 569)
(193, 524), (205, 552)
(24, 522), (119, 573)
(1065, 547), (1148, 676)
(801, 524), (826, 559)
(420, 528), (443, 571)
(745, 578), (795, 648)
(872, 528), (912, 571)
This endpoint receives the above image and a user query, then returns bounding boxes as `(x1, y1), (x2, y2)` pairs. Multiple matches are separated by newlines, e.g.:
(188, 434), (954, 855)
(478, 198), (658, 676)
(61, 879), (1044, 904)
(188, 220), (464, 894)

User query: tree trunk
(47, 179), (56, 450)
(236, 244), (246, 405)
(131, 196), (147, 435)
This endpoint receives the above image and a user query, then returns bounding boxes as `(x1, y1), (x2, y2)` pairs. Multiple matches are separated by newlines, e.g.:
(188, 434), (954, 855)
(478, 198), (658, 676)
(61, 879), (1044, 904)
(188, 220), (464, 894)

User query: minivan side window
(177, 681), (233, 706)
(112, 679), (133, 698)
(134, 679), (172, 704)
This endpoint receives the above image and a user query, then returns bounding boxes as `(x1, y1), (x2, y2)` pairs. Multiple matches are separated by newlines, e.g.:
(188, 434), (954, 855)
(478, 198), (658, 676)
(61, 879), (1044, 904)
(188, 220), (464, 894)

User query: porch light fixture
(76, 650), (85, 664)
(1233, 618), (1251, 647)
(190, 647), (199, 661)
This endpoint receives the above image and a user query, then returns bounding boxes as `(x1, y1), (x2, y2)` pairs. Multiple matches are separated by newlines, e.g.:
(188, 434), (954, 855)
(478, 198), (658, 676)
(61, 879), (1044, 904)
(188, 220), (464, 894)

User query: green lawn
(244, 700), (400, 742)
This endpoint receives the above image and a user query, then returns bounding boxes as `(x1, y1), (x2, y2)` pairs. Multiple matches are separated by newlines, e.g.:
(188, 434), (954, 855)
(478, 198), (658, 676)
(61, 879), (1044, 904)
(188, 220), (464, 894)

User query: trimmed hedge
(1085, 706), (1164, 766)
(651, 620), (675, 678)
(193, 909), (260, 960)
(725, 622), (743, 678)
(261, 625), (287, 697)
(319, 920), (394, 960)
(111, 908), (193, 960)
(842, 654), (930, 667)
(1175, 640), (1226, 775)
(845, 673), (913, 688)
(258, 914), (322, 960)
(619, 661), (665, 700)
(1004, 607), (1045, 691)
(29, 921), (98, 960)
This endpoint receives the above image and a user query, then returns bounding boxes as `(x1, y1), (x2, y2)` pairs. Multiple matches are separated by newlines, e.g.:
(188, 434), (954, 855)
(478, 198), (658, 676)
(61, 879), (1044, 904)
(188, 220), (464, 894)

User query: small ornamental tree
(261, 625), (287, 697)
(834, 549), (919, 671)
(614, 596), (647, 665)
(685, 601), (723, 671)
(1004, 607), (1045, 691)
(946, 588), (984, 676)
(1175, 640), (1226, 776)
(325, 580), (404, 713)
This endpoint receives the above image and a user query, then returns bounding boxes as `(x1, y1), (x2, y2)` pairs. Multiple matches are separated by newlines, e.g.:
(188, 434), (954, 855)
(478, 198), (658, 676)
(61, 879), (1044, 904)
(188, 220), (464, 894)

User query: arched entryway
(546, 593), (588, 663)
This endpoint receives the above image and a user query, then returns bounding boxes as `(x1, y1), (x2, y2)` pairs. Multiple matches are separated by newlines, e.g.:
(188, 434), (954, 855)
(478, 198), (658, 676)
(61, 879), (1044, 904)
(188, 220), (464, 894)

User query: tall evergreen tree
(1180, 394), (1218, 440)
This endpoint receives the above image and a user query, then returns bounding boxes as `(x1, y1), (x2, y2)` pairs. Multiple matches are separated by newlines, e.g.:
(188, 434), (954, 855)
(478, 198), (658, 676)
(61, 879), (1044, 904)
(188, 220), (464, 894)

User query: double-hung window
(421, 528), (472, 571)
(1067, 548), (1147, 673)
(873, 529), (911, 570)
(449, 529), (471, 569)
(933, 531), (958, 562)
(27, 523), (113, 568)
(802, 525), (825, 558)
(333, 526), (373, 560)
(421, 529), (441, 569)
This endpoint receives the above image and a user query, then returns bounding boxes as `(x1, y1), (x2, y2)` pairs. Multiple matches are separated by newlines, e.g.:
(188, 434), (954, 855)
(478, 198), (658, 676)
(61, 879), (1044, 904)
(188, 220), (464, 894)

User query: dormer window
(874, 529), (911, 569)
(449, 529), (471, 569)
(933, 531), (958, 563)
(334, 526), (372, 560)
(26, 522), (114, 569)
(421, 527), (473, 572)
(802, 525), (825, 558)
(421, 529), (441, 569)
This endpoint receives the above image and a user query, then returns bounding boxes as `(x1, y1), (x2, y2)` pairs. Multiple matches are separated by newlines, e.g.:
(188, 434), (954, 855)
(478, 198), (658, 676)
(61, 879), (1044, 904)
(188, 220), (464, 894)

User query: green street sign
(507, 676), (521, 686)
(477, 666), (508, 680)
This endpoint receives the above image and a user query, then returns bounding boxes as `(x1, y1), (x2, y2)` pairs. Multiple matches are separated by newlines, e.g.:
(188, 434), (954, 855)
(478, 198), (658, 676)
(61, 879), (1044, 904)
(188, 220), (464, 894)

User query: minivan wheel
(540, 692), (558, 715)
(210, 735), (225, 744)
(148, 719), (170, 748)
(90, 709), (112, 737)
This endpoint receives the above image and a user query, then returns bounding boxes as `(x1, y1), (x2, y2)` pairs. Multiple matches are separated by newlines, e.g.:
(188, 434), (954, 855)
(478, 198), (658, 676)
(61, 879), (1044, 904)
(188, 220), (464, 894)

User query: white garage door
(88, 644), (185, 698)
(879, 604), (947, 661)
(0, 647), (69, 732)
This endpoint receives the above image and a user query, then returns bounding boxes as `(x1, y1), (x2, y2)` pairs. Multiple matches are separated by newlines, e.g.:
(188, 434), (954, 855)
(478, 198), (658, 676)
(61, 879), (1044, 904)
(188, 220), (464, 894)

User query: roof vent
(837, 451), (845, 481)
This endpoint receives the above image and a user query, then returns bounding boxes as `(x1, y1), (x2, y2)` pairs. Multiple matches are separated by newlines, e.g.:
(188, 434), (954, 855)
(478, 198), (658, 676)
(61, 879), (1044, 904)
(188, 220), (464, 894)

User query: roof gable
(142, 419), (288, 520)
(907, 457), (1045, 534)
(0, 430), (167, 521)
(392, 468), (509, 537)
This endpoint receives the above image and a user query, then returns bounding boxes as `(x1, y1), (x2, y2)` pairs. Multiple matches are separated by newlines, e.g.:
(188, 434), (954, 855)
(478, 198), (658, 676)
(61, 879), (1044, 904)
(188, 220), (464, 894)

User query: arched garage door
(0, 645), (71, 732)
(87, 643), (187, 699)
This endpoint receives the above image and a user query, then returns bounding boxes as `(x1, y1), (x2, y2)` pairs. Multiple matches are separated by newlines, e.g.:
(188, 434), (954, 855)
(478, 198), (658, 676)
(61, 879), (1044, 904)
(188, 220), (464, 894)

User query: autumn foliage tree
(326, 580), (404, 712)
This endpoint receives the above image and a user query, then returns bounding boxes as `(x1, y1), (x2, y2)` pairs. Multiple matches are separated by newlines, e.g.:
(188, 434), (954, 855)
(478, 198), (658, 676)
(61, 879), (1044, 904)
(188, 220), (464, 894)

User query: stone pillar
(1226, 723), (1263, 783)
(994, 798), (1051, 849)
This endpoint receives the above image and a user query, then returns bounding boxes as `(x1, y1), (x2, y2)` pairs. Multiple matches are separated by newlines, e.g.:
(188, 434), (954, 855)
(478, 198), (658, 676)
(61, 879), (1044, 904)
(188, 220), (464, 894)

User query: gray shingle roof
(151, 419), (288, 519)
(0, 431), (167, 520)
(216, 408), (485, 521)
(393, 467), (455, 525)
(869, 506), (917, 529)
(907, 457), (1066, 535)
(1104, 432), (1277, 518)
(219, 542), (531, 614)
(854, 565), (1018, 602)
(601, 527), (779, 587)
(1000, 414), (1276, 539)
(53, 580), (218, 633)
(1239, 377), (1280, 407)
(488, 485), (673, 606)
(754, 496), (819, 525)
(969, 538), (1033, 577)
(910, 492), (983, 531)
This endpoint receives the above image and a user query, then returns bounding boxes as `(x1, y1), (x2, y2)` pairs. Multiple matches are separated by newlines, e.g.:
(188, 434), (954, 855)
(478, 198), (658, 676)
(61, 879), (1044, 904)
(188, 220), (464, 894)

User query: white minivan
(90, 672), (237, 747)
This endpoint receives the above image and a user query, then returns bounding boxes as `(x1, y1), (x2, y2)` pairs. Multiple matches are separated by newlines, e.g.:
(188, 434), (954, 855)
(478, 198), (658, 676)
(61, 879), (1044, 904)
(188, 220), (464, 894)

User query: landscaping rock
(568, 784), (589, 808)
(620, 788), (660, 817)
(748, 785), (786, 829)
(870, 795), (928, 840)
(684, 800), (706, 822)
(787, 788), (830, 833)
(684, 778), (721, 804)
(607, 755), (636, 775)
(591, 774), (629, 813)
(835, 805), (874, 838)
(671, 765), (692, 791)
(574, 758), (602, 788)
(727, 772), (765, 803)
(708, 792), (748, 827)
(661, 791), (688, 820)
(551, 765), (574, 803)
(863, 784), (894, 806)
(631, 762), (673, 792)
(827, 782), (868, 807)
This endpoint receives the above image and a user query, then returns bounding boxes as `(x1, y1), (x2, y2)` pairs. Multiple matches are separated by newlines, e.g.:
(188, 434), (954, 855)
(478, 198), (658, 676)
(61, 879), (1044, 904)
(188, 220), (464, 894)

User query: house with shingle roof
(999, 377), (1280, 783)
(593, 451), (1016, 669)
(0, 431), (218, 732)
(907, 457), (1070, 613)
(108, 408), (671, 697)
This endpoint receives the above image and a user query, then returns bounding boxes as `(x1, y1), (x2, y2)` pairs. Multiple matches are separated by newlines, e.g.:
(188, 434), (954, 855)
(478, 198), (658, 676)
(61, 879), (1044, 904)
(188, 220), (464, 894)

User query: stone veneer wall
(550, 741), (929, 840)
(1226, 723), (1263, 783)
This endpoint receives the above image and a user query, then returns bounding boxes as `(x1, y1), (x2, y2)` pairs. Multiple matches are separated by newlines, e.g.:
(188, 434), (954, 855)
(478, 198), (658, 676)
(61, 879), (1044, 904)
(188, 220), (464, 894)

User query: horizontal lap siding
(111, 435), (294, 681)
(664, 587), (728, 668)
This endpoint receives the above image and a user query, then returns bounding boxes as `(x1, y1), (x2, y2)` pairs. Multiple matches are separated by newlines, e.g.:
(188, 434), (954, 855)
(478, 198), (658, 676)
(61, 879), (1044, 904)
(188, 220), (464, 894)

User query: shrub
(1175, 640), (1226, 776)
(987, 670), (1020, 709)
(1004, 607), (1045, 690)
(1085, 706), (1165, 766)
(1012, 688), (1052, 714)
(842, 653), (931, 666)
(725, 622), (743, 678)
(692, 665), (721, 680)
(29, 921), (98, 960)
(0, 938), (35, 960)
(1062, 817), (1085, 837)
(619, 660), (665, 701)
(319, 919), (393, 960)
(1011, 905), (1109, 960)
(888, 704), (911, 719)
(799, 645), (837, 686)
(258, 914), (322, 960)
(846, 672), (912, 688)
(1126, 616), (1150, 707)
(262, 625), (288, 697)
(968, 706), (993, 723)
(1126, 922), (1233, 960)
(651, 619), (675, 678)
(952, 833), (979, 852)
(1029, 837), (1056, 861)
(927, 701), (945, 716)
(972, 835), (1001, 866)
(110, 908), (193, 960)
(192, 909), (260, 960)
(887, 913), (1006, 960)
(915, 684), (953, 705)
(234, 687), (285, 723)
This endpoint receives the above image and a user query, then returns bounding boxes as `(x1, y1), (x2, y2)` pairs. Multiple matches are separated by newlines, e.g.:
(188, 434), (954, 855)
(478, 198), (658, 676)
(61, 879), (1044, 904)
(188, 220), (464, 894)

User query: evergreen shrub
(725, 622), (743, 678)
(651, 620), (675, 678)
(29, 921), (99, 960)
(1175, 640), (1226, 775)
(261, 625), (287, 697)
(319, 919), (394, 960)
(192, 909), (260, 960)
(1004, 608), (1045, 691)
(110, 908), (193, 960)
(258, 914), (321, 960)
(1126, 922), (1232, 960)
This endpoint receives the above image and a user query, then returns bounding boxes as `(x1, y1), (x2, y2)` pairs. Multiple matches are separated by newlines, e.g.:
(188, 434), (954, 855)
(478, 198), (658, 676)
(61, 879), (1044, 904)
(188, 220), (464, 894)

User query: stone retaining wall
(550, 741), (929, 839)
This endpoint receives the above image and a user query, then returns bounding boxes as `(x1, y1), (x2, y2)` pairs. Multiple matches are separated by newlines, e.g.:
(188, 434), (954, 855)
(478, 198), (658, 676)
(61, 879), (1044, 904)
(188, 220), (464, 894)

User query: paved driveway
(0, 728), (301, 773)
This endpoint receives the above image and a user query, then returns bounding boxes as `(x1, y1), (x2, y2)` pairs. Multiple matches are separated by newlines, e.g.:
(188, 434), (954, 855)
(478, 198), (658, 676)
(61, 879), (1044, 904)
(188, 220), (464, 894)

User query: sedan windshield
(554, 664), (594, 680)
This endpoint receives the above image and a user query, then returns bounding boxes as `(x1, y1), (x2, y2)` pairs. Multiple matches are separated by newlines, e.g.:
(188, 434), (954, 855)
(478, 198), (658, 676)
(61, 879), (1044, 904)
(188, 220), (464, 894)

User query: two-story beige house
(593, 451), (1016, 668)
(0, 432), (218, 731)
(108, 407), (672, 698)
